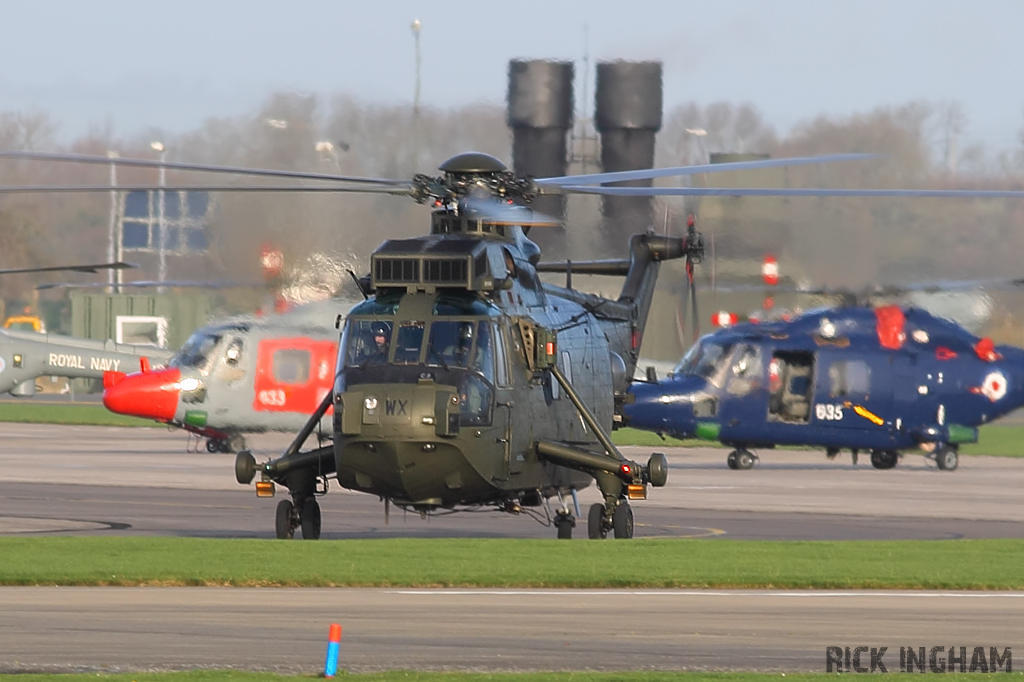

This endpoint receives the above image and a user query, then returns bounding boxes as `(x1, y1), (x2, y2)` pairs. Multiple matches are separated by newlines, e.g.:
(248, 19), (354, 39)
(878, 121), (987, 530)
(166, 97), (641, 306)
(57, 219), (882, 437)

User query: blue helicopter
(624, 302), (1024, 471)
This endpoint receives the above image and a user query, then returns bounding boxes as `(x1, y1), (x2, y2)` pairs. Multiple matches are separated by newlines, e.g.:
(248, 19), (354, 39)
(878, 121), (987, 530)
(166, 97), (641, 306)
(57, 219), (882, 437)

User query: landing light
(178, 377), (202, 392)
(255, 481), (275, 497)
(364, 396), (378, 410)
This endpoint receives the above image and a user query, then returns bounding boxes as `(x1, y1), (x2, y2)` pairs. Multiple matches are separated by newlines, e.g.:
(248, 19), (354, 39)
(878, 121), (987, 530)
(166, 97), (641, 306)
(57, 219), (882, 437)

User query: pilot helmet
(459, 323), (474, 341)
(371, 322), (390, 338)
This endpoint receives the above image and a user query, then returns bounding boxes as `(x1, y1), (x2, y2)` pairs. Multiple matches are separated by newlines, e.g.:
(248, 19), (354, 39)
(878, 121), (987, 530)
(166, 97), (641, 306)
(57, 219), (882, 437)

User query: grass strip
(0, 402), (152, 427)
(1, 537), (1023, 589)
(0, 403), (1020, 455)
(613, 425), (1024, 457)
(0, 672), (1016, 682)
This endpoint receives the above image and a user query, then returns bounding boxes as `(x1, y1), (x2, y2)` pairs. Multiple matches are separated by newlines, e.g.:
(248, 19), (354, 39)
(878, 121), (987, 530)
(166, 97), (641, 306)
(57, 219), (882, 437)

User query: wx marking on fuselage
(385, 399), (408, 416)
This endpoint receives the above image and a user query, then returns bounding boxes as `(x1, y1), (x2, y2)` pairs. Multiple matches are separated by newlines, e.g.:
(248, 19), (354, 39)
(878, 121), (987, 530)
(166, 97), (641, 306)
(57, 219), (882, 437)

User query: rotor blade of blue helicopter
(0, 151), (410, 186)
(563, 186), (1024, 198)
(536, 153), (880, 187)
(0, 184), (415, 194)
(0, 261), (136, 276)
(713, 277), (1024, 297)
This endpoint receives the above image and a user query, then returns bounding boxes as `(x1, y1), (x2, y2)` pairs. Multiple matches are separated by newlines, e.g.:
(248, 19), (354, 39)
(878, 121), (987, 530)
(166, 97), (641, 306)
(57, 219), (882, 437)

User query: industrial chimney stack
(594, 61), (663, 253)
(507, 59), (575, 255)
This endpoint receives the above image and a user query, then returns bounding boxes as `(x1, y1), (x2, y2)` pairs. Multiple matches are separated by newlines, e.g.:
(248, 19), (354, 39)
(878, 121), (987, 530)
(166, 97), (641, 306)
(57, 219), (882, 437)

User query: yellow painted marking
(852, 404), (884, 426)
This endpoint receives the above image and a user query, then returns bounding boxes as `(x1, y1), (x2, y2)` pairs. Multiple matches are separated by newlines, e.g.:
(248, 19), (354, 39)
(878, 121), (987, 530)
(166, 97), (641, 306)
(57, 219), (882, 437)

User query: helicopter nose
(623, 377), (701, 438)
(103, 367), (181, 422)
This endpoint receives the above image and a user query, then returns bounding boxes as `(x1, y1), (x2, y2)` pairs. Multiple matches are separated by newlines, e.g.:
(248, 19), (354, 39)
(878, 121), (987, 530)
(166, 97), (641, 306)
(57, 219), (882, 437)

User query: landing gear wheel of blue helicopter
(870, 449), (899, 470)
(612, 502), (634, 539)
(555, 512), (574, 539)
(735, 450), (755, 470)
(275, 499), (295, 539)
(726, 451), (739, 469)
(587, 503), (607, 539)
(300, 497), (321, 540)
(935, 445), (959, 472)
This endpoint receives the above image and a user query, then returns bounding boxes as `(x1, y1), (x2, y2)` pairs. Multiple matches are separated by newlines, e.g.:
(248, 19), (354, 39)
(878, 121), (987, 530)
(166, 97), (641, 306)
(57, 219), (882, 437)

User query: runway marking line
(392, 589), (1024, 597)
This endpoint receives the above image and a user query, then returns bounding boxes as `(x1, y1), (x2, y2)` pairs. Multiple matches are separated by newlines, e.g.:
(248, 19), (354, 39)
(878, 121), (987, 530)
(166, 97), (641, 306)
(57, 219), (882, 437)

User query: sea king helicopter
(626, 270), (1024, 472)
(5, 149), (1024, 539)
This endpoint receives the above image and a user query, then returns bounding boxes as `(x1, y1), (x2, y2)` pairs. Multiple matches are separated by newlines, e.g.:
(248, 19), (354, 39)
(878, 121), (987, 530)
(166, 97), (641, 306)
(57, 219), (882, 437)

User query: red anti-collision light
(103, 367), (181, 422)
(762, 255), (779, 286)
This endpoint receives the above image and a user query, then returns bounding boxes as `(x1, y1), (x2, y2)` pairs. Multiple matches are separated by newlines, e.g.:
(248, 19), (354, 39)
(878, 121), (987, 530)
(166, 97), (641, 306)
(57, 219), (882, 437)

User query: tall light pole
(151, 141), (167, 294)
(106, 151), (120, 293)
(411, 19), (422, 169)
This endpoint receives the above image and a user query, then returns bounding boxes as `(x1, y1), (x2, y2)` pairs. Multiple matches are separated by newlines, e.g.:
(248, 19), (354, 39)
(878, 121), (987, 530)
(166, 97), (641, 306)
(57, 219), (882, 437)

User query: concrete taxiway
(1, 422), (1022, 673)
(1, 588), (1021, 673)
(0, 423), (1022, 539)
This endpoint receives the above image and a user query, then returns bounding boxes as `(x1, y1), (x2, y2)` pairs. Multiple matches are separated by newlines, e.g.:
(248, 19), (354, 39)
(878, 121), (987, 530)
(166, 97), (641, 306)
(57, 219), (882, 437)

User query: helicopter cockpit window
(427, 321), (475, 368)
(393, 322), (425, 365)
(727, 345), (762, 396)
(213, 337), (246, 383)
(171, 331), (223, 373)
(829, 360), (870, 397)
(459, 372), (493, 426)
(272, 348), (311, 385)
(344, 320), (392, 366)
(674, 341), (734, 384)
(470, 322), (495, 384)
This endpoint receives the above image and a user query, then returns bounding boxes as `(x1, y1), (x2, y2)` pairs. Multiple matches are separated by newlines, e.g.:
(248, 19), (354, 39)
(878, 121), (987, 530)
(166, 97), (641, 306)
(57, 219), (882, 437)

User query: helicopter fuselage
(626, 305), (1024, 463)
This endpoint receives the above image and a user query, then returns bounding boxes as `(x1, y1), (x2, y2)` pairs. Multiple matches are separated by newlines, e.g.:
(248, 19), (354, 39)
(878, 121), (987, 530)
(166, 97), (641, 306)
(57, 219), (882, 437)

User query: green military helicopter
(3, 148), (959, 539)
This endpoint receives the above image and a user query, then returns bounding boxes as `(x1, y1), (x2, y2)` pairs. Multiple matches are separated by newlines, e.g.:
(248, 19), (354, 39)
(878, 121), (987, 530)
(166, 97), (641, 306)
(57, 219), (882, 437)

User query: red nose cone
(103, 367), (181, 422)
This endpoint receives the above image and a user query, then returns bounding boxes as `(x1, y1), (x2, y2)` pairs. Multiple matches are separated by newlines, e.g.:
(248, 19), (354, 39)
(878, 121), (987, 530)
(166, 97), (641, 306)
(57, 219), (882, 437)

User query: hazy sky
(3, 0), (1022, 150)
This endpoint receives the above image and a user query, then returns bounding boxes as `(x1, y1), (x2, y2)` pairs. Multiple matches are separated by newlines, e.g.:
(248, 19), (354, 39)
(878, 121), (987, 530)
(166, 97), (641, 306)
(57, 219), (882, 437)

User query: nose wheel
(726, 448), (756, 470)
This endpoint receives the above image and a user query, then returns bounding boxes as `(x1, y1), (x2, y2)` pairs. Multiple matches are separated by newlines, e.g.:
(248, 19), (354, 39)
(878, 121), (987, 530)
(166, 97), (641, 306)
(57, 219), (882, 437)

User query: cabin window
(393, 322), (425, 365)
(767, 351), (815, 424)
(272, 349), (311, 384)
(470, 322), (495, 383)
(829, 360), (870, 397)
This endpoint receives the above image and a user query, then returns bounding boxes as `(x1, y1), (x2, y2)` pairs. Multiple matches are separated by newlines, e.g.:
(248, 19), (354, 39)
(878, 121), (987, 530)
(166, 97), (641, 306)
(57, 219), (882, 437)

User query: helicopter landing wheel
(735, 449), (755, 470)
(206, 439), (224, 454)
(300, 497), (321, 540)
(726, 451), (738, 469)
(612, 502), (634, 539)
(275, 499), (295, 539)
(554, 512), (575, 540)
(870, 449), (898, 470)
(587, 503), (607, 540)
(935, 445), (959, 472)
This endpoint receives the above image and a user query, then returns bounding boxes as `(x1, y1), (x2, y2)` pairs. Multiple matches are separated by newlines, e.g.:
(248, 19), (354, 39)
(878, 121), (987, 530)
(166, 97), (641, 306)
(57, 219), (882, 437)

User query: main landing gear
(934, 444), (959, 471)
(869, 449), (899, 470)
(726, 448), (757, 470)
(587, 501), (634, 539)
(275, 495), (322, 540)
(206, 434), (247, 454)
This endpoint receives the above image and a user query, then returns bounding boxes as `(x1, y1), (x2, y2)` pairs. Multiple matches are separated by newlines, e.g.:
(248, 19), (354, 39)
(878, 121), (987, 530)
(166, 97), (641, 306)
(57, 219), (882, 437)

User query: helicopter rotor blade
(536, 153), (879, 187)
(0, 151), (410, 186)
(0, 261), (137, 276)
(563, 186), (1024, 199)
(35, 278), (266, 291)
(0, 184), (415, 195)
(458, 196), (562, 227)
